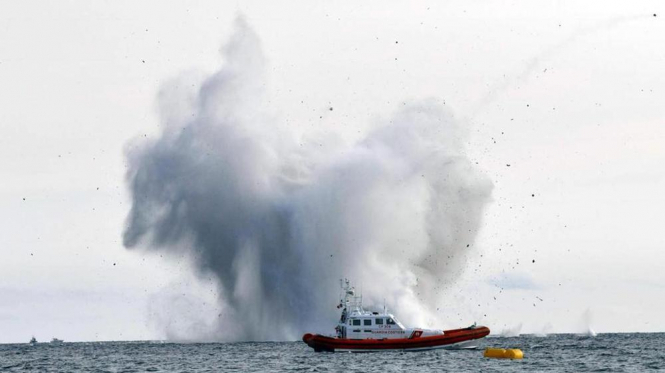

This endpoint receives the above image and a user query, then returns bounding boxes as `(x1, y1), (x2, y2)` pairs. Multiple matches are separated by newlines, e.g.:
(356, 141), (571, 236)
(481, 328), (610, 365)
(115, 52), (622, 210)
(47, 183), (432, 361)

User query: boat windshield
(387, 318), (405, 328)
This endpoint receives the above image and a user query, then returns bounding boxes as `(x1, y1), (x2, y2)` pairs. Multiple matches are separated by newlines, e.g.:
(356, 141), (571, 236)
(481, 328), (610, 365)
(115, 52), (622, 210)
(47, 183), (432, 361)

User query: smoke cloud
(123, 17), (493, 341)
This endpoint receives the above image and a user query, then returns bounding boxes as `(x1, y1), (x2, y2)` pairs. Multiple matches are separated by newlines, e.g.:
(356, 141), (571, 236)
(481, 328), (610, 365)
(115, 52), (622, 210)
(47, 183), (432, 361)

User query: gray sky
(1, 0), (664, 343)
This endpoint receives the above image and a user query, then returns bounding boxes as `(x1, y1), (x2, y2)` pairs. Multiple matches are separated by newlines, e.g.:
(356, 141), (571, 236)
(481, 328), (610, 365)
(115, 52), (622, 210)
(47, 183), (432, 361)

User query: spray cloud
(123, 18), (493, 341)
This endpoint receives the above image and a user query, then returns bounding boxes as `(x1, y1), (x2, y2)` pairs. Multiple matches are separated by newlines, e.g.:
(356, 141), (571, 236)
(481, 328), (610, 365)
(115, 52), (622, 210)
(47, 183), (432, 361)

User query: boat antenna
(360, 283), (363, 309)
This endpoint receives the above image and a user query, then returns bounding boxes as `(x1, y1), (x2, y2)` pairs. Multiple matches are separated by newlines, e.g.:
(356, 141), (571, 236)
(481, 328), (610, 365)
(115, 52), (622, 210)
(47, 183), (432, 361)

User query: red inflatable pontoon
(303, 326), (490, 352)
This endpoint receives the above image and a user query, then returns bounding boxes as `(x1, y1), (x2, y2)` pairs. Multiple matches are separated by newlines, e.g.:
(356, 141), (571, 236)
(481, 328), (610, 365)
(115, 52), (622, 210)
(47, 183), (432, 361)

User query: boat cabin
(340, 313), (407, 339)
(335, 279), (419, 340)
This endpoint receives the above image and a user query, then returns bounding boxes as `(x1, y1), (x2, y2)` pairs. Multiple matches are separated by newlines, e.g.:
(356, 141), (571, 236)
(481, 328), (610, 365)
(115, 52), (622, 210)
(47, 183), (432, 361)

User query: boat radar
(302, 279), (490, 352)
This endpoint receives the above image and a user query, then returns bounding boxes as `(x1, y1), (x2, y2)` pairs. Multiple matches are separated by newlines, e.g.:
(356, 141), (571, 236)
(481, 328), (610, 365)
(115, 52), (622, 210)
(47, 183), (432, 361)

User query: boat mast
(340, 278), (361, 311)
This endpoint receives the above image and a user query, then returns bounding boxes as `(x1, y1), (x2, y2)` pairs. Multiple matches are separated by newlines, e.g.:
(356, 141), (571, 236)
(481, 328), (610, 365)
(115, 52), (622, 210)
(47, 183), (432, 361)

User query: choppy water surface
(1, 333), (664, 372)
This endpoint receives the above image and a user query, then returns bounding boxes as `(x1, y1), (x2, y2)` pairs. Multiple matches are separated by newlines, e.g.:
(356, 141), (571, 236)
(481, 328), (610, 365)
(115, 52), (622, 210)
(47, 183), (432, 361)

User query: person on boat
(340, 307), (347, 323)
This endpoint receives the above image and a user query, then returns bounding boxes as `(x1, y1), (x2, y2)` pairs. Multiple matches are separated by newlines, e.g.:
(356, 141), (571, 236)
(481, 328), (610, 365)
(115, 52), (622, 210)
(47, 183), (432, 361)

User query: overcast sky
(1, 0), (664, 343)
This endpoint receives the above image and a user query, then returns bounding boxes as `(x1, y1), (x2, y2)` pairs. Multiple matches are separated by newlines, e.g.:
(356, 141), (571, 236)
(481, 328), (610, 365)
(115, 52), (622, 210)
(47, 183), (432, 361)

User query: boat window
(351, 319), (361, 326)
(364, 330), (372, 333)
(375, 318), (384, 325)
(363, 319), (371, 326)
(353, 329), (361, 333)
(387, 318), (396, 325)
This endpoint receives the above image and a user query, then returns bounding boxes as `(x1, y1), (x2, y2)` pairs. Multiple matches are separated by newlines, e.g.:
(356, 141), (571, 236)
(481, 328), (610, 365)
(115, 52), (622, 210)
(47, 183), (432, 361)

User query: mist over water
(123, 18), (493, 341)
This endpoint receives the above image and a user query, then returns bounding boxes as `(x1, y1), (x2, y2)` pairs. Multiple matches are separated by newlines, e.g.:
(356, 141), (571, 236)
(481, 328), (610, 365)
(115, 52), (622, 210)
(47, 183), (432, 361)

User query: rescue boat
(302, 279), (490, 352)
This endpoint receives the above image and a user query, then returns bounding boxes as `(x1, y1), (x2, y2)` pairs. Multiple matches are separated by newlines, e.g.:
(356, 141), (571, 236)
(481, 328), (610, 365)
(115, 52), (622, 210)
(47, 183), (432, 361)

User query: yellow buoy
(484, 348), (524, 359)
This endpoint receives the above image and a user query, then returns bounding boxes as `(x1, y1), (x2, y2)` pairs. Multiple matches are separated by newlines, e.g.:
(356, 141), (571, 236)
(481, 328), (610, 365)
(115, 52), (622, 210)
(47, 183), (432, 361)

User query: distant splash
(497, 322), (554, 338)
(123, 17), (493, 341)
(533, 322), (553, 338)
(584, 327), (598, 338)
(498, 323), (522, 337)
(577, 309), (597, 337)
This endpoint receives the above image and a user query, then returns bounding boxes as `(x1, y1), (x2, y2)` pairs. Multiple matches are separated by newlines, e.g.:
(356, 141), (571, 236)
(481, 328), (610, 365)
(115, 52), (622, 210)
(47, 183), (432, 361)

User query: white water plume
(123, 17), (493, 341)
(499, 323), (523, 337)
(577, 308), (597, 337)
(534, 322), (553, 338)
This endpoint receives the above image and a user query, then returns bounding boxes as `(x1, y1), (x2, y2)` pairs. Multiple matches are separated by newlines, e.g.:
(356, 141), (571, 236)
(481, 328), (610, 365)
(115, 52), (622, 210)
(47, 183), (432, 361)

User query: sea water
(1, 333), (664, 372)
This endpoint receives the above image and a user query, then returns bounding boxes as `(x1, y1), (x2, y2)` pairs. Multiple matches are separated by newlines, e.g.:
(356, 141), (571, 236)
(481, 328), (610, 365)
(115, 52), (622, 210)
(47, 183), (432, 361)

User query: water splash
(578, 309), (597, 337)
(499, 323), (523, 337)
(123, 17), (493, 341)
